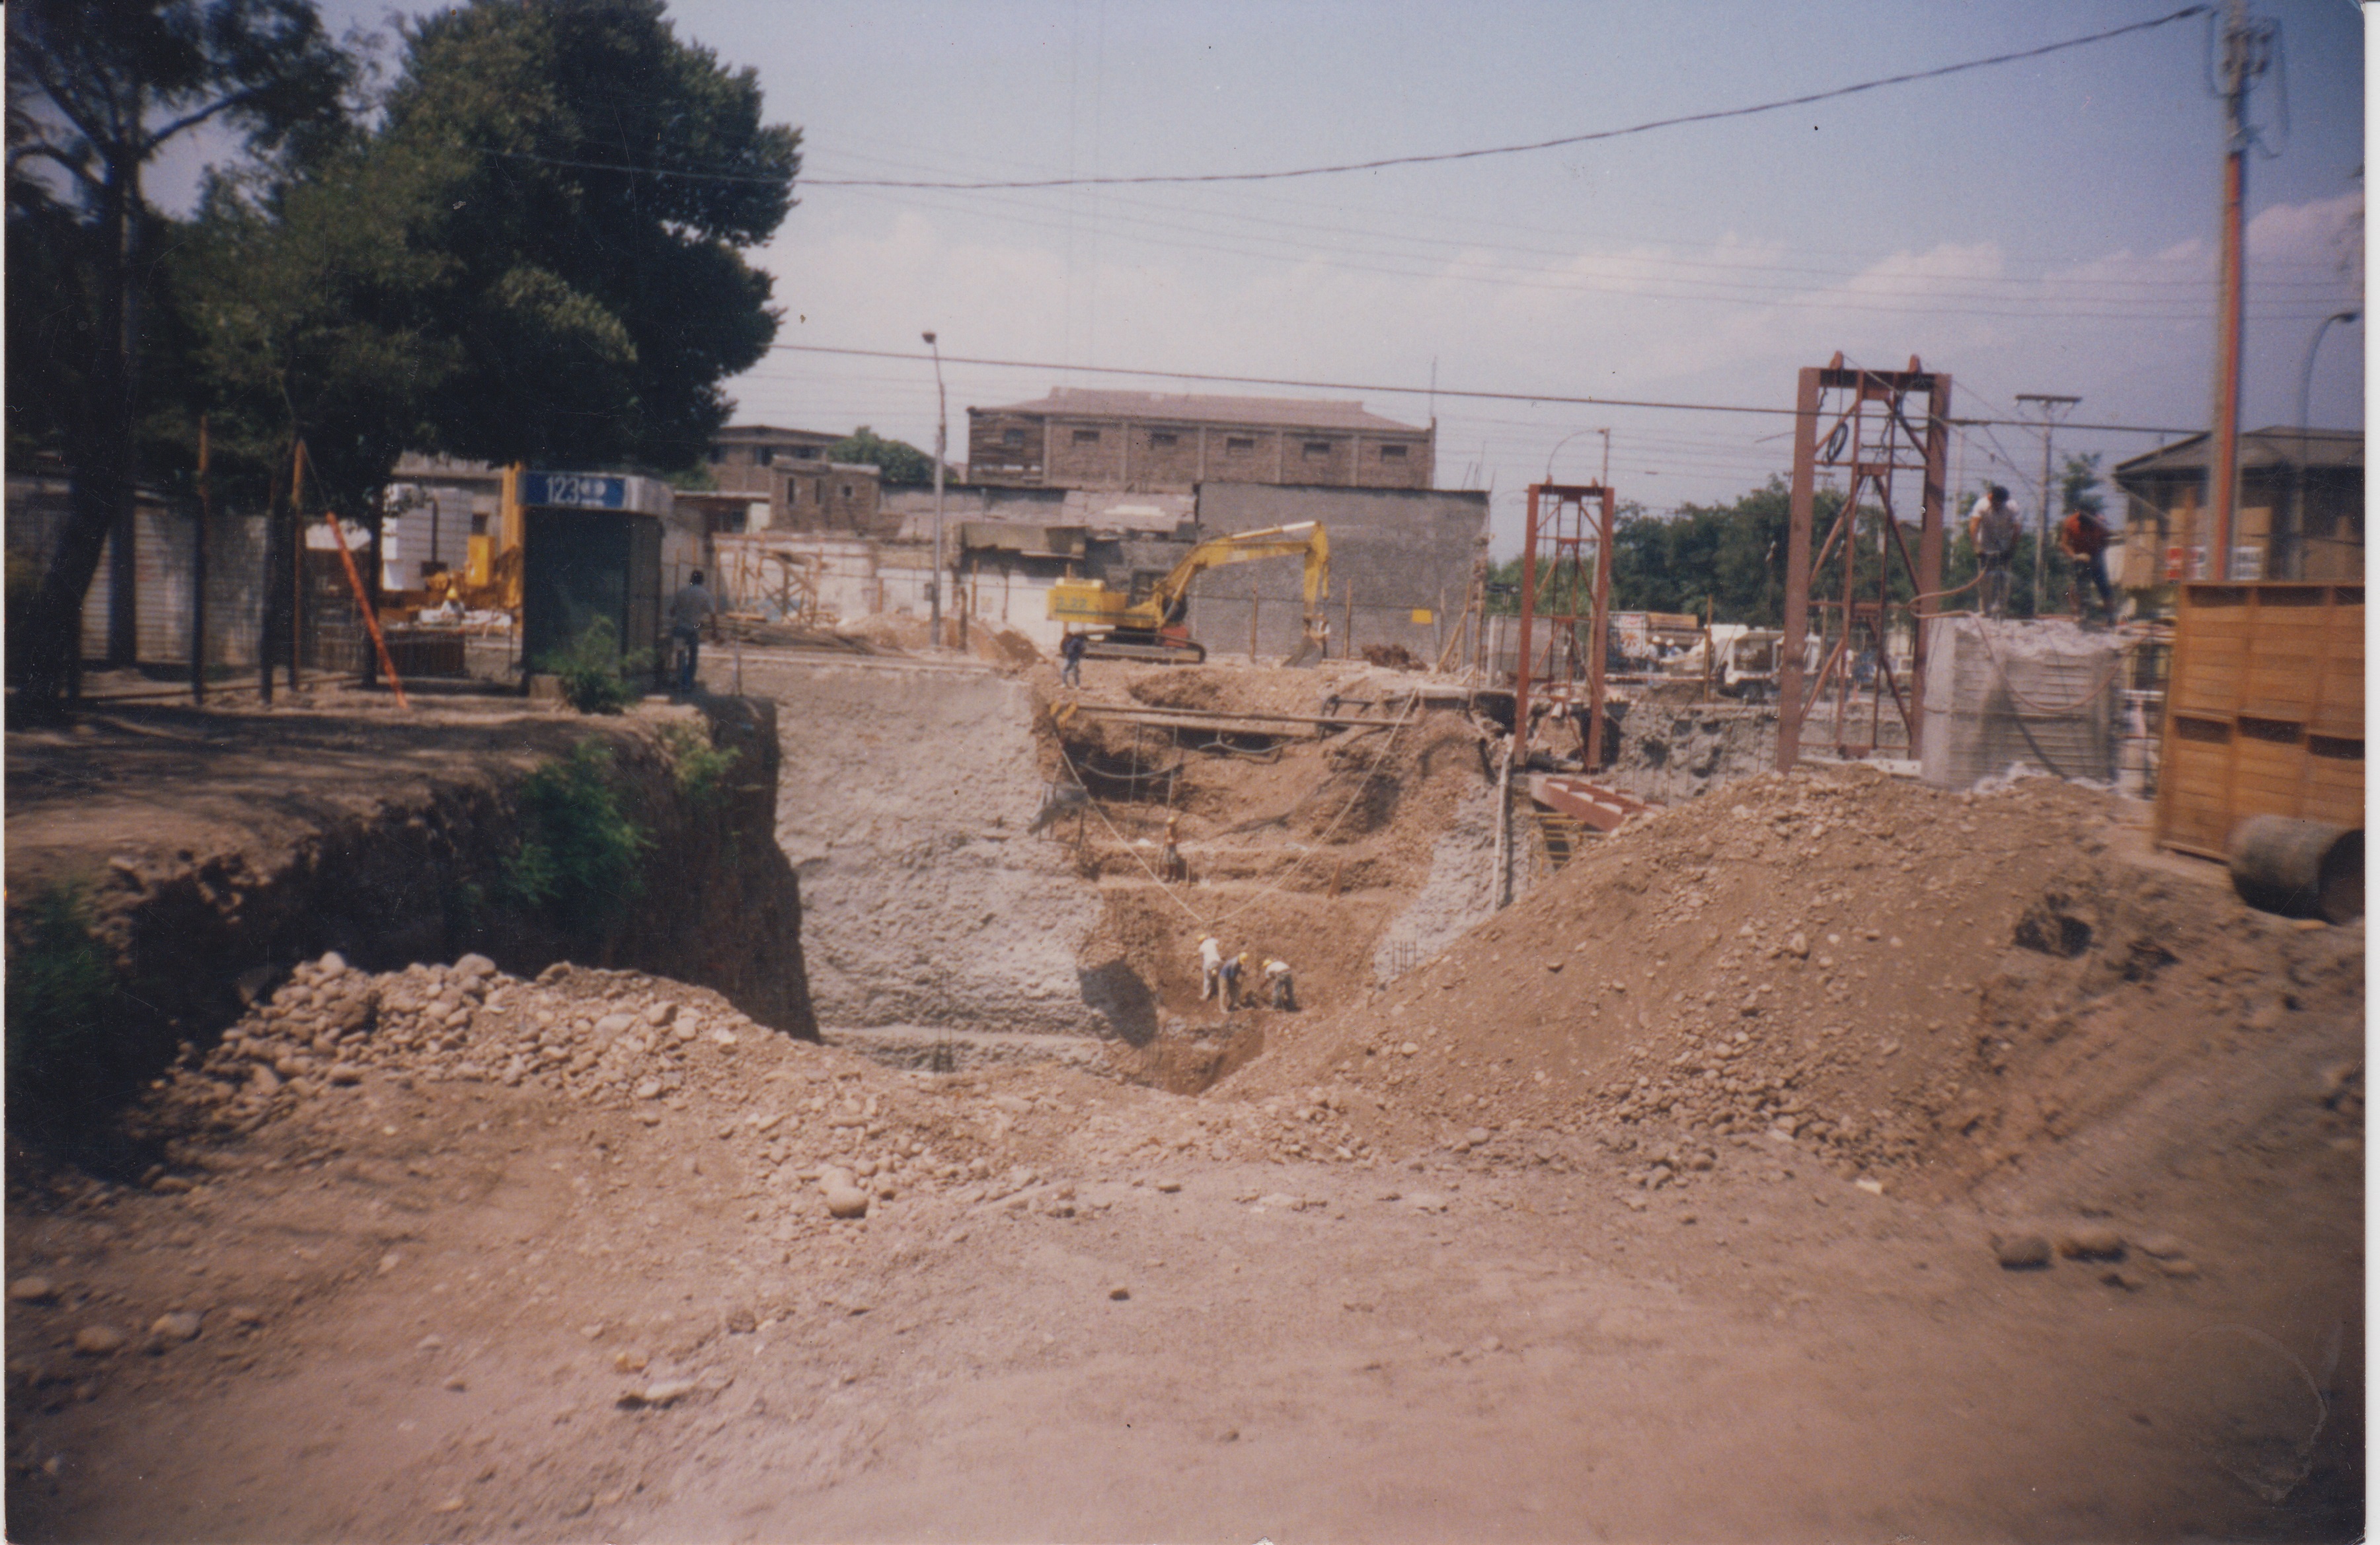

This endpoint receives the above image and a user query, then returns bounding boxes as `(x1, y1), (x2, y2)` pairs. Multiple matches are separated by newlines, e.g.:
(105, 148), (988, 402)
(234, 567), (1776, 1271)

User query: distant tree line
(7, 0), (802, 709)
(1484, 461), (2104, 626)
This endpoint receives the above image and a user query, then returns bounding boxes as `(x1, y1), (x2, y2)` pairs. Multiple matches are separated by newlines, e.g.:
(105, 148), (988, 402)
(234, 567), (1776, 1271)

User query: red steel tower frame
(1514, 482), (1615, 769)
(1776, 356), (1952, 770)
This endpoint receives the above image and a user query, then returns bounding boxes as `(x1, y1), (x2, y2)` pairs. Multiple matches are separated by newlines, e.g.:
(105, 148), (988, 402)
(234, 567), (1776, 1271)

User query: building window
(1303, 440), (1332, 459)
(1227, 436), (1255, 454)
(1150, 431), (1178, 447)
(1072, 428), (1102, 445)
(840, 484), (853, 499)
(1003, 428), (1026, 449)
(1380, 443), (1408, 461)
(755, 446), (775, 467)
(793, 447), (818, 460)
(707, 447), (725, 465)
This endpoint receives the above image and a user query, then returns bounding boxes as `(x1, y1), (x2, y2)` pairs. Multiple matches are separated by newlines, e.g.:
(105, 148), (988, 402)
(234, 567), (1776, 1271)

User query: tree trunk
(20, 149), (141, 710)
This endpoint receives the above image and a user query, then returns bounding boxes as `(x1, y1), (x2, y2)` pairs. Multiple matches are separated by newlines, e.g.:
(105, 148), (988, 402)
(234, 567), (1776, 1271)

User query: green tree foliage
(6, 0), (355, 702)
(371, 0), (800, 472)
(827, 426), (935, 486)
(501, 741), (649, 938)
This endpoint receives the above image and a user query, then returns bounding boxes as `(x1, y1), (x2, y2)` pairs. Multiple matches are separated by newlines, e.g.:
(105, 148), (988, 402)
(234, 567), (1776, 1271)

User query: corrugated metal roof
(2116, 427), (2363, 476)
(972, 387), (1426, 434)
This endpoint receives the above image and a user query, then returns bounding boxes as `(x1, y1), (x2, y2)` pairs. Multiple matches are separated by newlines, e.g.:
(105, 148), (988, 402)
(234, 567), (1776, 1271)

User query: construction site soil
(3, 654), (2363, 1542)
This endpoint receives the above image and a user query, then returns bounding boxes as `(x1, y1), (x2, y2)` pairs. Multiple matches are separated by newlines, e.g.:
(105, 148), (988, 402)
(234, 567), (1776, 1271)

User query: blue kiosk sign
(521, 471), (629, 509)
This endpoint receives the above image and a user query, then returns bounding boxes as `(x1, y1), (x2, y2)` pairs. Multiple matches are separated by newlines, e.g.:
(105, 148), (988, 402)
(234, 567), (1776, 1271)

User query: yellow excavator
(1048, 521), (1329, 663)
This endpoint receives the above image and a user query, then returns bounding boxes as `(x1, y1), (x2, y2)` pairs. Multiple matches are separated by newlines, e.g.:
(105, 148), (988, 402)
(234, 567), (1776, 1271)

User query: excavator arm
(1148, 522), (1330, 626)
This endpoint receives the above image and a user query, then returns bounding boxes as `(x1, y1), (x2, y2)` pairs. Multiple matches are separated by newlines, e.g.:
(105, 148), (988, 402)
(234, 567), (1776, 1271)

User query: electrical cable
(757, 341), (2208, 436)
(478, 9), (2207, 194)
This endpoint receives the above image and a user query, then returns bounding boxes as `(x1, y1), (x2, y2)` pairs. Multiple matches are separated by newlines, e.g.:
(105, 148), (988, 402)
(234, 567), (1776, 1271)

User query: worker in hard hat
(1160, 811), (1187, 883)
(1221, 950), (1250, 1010)
(1264, 957), (1297, 1012)
(1198, 935), (1223, 1002)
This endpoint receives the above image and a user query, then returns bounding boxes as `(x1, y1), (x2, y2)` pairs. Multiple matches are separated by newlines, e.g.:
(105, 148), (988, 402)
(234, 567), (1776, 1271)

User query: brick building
(966, 388), (1434, 493)
(703, 425), (888, 536)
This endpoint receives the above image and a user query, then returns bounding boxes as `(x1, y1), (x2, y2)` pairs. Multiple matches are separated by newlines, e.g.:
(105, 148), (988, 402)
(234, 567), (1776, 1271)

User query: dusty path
(7, 998), (2356, 1542)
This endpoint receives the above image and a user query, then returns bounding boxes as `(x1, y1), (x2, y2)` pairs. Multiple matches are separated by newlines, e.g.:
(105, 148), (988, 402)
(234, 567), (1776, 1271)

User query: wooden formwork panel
(2155, 583), (2365, 856)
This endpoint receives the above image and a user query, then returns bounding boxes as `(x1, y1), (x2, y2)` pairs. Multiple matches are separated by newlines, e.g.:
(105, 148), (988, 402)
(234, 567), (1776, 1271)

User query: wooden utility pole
(2016, 393), (2080, 613)
(2209, 0), (2272, 581)
(192, 417), (210, 704)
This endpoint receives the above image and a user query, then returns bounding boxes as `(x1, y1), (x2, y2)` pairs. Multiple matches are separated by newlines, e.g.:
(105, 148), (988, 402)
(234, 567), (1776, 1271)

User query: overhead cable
(486, 7), (2207, 192)
(762, 341), (2206, 436)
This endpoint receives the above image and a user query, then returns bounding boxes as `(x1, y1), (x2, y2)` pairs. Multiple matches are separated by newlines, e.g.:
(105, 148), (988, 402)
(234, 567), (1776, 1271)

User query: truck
(1046, 521), (1330, 664)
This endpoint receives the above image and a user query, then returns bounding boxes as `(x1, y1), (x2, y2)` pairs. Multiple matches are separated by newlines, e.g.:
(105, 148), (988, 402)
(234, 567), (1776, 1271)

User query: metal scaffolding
(1777, 356), (1952, 769)
(1514, 482), (1614, 769)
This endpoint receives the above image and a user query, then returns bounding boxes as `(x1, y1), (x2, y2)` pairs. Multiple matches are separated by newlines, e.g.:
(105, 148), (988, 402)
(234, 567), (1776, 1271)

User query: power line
(487, 8), (2208, 193)
(759, 340), (2206, 436)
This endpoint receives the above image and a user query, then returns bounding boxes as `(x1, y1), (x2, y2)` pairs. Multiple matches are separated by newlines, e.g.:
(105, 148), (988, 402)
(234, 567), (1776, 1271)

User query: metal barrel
(2227, 816), (2363, 924)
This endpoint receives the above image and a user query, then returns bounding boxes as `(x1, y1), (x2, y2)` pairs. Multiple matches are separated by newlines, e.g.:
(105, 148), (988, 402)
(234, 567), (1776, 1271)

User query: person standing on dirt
(670, 570), (721, 694)
(1968, 486), (2020, 619)
(1264, 957), (1297, 1011)
(1160, 811), (1186, 884)
(2058, 503), (2116, 623)
(1059, 630), (1087, 688)
(1198, 935), (1223, 1002)
(1219, 950), (1247, 1010)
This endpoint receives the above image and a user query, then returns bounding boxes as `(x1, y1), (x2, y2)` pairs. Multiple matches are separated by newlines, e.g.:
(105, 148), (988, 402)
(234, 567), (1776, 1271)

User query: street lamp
(1543, 426), (1610, 486)
(2285, 308), (2359, 580)
(923, 331), (947, 640)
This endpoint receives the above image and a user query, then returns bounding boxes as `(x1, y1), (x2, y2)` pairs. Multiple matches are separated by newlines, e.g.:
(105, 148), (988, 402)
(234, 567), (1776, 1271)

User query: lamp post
(1543, 426), (1609, 486)
(923, 330), (947, 641)
(2285, 308), (2359, 581)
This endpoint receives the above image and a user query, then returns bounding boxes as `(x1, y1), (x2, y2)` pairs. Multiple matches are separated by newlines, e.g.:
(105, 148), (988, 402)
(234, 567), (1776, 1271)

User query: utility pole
(2209, 0), (2274, 581)
(923, 330), (947, 643)
(2016, 393), (2079, 615)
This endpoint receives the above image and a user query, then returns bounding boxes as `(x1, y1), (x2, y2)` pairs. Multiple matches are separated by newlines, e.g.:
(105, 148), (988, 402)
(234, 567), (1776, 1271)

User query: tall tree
(373, 0), (800, 471)
(829, 426), (935, 486)
(7, 0), (353, 704)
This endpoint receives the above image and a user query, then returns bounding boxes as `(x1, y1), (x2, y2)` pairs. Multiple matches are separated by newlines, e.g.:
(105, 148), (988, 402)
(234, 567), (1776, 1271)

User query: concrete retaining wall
(1919, 617), (2121, 789)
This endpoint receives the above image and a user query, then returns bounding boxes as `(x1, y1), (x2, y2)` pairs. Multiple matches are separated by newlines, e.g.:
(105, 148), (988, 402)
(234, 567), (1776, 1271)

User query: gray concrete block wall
(9, 483), (268, 668)
(1919, 616), (2120, 788)
(1189, 482), (1486, 662)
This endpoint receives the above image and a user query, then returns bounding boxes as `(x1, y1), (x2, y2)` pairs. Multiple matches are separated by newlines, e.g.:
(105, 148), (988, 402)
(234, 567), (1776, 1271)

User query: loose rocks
(72, 1325), (128, 1357)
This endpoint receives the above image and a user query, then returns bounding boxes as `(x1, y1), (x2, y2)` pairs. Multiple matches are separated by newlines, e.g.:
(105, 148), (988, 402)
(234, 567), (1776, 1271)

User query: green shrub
(659, 720), (741, 808)
(6, 881), (121, 1134)
(501, 741), (650, 936)
(539, 617), (652, 716)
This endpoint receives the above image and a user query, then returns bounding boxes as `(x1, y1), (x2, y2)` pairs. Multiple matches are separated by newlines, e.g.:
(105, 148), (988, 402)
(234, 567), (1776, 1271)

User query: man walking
(671, 570), (721, 695)
(1059, 630), (1087, 688)
(1968, 486), (2020, 619)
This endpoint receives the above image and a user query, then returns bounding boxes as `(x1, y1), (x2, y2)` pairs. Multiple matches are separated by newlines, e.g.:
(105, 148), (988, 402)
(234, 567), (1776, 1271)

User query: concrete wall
(7, 478), (270, 667)
(713, 533), (940, 623)
(1188, 482), (1487, 663)
(1918, 616), (2120, 789)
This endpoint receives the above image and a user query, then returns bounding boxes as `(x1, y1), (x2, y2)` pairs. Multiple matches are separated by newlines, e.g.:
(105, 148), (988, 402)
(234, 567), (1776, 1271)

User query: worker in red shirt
(2058, 505), (2116, 624)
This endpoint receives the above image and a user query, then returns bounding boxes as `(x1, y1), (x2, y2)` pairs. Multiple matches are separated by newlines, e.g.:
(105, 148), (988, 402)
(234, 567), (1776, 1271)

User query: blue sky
(152, 1), (2365, 554)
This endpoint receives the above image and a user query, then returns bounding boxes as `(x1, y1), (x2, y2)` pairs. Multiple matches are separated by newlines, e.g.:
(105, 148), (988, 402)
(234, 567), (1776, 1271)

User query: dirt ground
(3, 659), (2364, 1542)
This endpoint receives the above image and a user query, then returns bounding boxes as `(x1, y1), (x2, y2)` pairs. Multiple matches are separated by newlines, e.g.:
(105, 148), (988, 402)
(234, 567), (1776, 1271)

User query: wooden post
(192, 416), (210, 704)
(1343, 581), (1355, 661)
(1248, 573), (1260, 660)
(288, 439), (309, 691)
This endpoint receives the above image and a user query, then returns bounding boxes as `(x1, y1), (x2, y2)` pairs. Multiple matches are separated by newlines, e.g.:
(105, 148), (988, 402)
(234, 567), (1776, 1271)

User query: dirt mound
(1223, 767), (2363, 1195)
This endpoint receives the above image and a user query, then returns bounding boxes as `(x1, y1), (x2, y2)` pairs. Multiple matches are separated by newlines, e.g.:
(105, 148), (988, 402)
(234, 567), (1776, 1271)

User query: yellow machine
(384, 464), (527, 619)
(1047, 521), (1329, 663)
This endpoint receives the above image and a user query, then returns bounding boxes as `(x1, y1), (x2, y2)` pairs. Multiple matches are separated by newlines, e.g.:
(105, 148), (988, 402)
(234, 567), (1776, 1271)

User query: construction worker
(1219, 950), (1247, 1010)
(1198, 935), (1223, 1002)
(1059, 629), (1087, 688)
(1264, 957), (1297, 1011)
(2058, 504), (2116, 624)
(1968, 486), (2020, 619)
(1159, 812), (1187, 883)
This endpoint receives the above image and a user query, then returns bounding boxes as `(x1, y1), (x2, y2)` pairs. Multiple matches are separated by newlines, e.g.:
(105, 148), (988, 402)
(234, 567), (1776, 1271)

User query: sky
(151, 0), (2367, 556)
